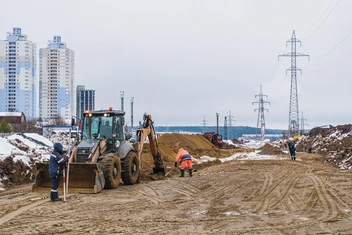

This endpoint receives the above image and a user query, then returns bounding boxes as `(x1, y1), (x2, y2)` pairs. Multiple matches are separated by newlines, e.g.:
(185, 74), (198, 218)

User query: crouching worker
(175, 148), (193, 177)
(49, 143), (69, 201)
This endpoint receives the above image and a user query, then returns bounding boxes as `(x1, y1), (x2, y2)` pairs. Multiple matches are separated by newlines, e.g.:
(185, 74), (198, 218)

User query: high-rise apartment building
(0, 27), (37, 119)
(76, 85), (95, 118)
(39, 36), (75, 121)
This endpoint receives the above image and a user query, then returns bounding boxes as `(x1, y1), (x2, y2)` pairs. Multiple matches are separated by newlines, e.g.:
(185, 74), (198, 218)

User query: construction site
(2, 1), (352, 234)
(0, 122), (352, 234)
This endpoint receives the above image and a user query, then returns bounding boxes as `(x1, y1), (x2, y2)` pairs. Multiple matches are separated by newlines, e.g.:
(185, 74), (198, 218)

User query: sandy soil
(1, 152), (352, 234)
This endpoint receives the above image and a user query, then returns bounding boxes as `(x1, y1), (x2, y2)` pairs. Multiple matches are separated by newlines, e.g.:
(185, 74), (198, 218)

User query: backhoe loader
(32, 108), (165, 194)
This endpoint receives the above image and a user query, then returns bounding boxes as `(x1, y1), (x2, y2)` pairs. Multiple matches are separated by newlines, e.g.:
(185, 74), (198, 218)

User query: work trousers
(180, 159), (192, 170)
(50, 175), (60, 199)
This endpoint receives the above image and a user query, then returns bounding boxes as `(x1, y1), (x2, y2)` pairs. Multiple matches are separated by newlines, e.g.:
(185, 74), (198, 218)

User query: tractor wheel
(101, 153), (121, 189)
(121, 151), (140, 185)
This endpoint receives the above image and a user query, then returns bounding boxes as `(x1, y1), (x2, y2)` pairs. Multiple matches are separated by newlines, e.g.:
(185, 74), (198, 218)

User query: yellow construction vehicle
(32, 108), (165, 194)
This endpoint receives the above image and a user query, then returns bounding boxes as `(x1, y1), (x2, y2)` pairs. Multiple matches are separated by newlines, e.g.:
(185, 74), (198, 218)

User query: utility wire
(264, 60), (281, 90)
(264, 47), (288, 91)
(303, 29), (352, 70)
(304, 0), (341, 44)
(301, 0), (338, 40)
(308, 3), (352, 47)
(308, 50), (352, 74)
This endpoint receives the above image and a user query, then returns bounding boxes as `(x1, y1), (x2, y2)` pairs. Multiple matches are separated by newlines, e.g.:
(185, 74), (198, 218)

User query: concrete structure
(39, 36), (75, 122)
(76, 85), (95, 118)
(0, 27), (37, 119)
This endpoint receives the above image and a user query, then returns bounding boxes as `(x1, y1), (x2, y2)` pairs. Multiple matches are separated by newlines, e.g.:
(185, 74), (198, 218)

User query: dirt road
(1, 153), (352, 234)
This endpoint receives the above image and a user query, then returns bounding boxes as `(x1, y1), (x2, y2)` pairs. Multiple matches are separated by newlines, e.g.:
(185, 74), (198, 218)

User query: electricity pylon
(252, 85), (270, 141)
(300, 112), (309, 135)
(279, 30), (309, 137)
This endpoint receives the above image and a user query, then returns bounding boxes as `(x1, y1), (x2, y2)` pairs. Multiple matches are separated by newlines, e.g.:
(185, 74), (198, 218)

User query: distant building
(0, 111), (26, 131)
(39, 36), (75, 121)
(0, 27), (37, 119)
(76, 85), (95, 118)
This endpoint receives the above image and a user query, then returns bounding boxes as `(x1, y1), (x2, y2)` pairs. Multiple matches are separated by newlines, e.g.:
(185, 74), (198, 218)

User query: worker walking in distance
(49, 143), (69, 201)
(288, 139), (296, 161)
(175, 148), (193, 177)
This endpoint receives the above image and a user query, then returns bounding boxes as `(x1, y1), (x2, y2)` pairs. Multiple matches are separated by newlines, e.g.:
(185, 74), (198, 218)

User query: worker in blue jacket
(288, 141), (296, 161)
(49, 143), (69, 201)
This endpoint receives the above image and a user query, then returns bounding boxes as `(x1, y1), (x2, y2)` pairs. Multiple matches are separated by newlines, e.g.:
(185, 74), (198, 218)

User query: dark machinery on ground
(32, 108), (165, 194)
(203, 132), (223, 148)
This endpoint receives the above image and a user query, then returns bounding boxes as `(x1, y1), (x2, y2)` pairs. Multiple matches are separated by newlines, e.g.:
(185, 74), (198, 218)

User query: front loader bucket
(32, 162), (51, 193)
(32, 162), (105, 194)
(65, 163), (105, 194)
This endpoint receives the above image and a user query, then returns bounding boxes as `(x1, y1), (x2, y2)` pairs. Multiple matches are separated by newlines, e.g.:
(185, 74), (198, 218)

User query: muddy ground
(1, 151), (352, 234)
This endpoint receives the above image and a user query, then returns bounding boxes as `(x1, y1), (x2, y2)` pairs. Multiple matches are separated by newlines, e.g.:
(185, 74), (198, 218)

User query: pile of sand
(257, 143), (283, 155)
(139, 133), (236, 180)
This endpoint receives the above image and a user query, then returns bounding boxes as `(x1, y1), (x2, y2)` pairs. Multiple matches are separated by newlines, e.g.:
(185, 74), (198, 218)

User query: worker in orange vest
(175, 148), (193, 177)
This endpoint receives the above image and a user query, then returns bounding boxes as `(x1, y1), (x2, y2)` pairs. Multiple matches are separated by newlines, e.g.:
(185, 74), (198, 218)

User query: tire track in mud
(328, 185), (352, 210)
(172, 179), (201, 195)
(0, 198), (48, 226)
(202, 168), (260, 201)
(201, 170), (265, 231)
(306, 173), (338, 222)
(252, 165), (295, 212)
(0, 189), (32, 199)
(131, 183), (164, 204)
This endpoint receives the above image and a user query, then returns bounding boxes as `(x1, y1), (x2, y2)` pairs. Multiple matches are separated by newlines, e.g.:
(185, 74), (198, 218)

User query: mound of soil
(257, 143), (283, 155)
(0, 157), (32, 188)
(139, 133), (236, 180)
(296, 124), (352, 169)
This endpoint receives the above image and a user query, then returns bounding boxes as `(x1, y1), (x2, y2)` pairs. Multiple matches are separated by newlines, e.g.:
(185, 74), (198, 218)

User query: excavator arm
(134, 114), (165, 174)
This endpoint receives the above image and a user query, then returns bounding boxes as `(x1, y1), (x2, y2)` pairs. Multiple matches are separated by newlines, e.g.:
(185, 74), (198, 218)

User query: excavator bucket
(153, 166), (166, 175)
(32, 162), (105, 194)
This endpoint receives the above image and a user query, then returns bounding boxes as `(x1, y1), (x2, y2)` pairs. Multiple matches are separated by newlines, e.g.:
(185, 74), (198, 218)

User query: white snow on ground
(22, 133), (54, 147)
(219, 150), (288, 163)
(0, 132), (289, 191)
(0, 138), (23, 161)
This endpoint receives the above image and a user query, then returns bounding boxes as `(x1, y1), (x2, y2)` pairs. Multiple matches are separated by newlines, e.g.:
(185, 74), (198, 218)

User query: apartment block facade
(76, 85), (95, 119)
(39, 36), (75, 121)
(0, 27), (37, 119)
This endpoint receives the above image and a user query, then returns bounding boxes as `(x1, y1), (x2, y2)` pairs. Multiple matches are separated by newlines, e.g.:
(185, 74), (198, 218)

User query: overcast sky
(1, 0), (351, 129)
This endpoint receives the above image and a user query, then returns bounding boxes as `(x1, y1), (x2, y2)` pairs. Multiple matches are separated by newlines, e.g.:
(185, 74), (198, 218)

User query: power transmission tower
(216, 113), (219, 134)
(279, 30), (309, 137)
(201, 115), (208, 133)
(120, 91), (124, 111)
(300, 112), (309, 135)
(252, 85), (270, 141)
(224, 116), (228, 140)
(130, 97), (134, 130)
(227, 111), (235, 139)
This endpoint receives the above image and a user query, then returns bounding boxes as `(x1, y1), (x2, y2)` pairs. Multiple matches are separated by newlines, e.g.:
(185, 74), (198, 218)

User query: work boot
(179, 170), (185, 177)
(50, 191), (56, 201)
(189, 169), (193, 177)
(51, 198), (62, 202)
(51, 192), (61, 201)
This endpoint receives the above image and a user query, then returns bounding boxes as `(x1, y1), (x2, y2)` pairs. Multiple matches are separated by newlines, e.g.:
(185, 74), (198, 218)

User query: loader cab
(81, 109), (125, 152)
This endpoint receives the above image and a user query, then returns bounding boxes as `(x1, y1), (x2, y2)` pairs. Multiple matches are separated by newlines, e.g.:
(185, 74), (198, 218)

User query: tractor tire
(101, 153), (121, 189)
(121, 151), (140, 185)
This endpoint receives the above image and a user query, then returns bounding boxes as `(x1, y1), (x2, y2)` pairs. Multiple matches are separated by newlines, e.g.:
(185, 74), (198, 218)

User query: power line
(305, 3), (352, 49)
(304, 0), (341, 44)
(309, 50), (352, 74)
(304, 29), (352, 70)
